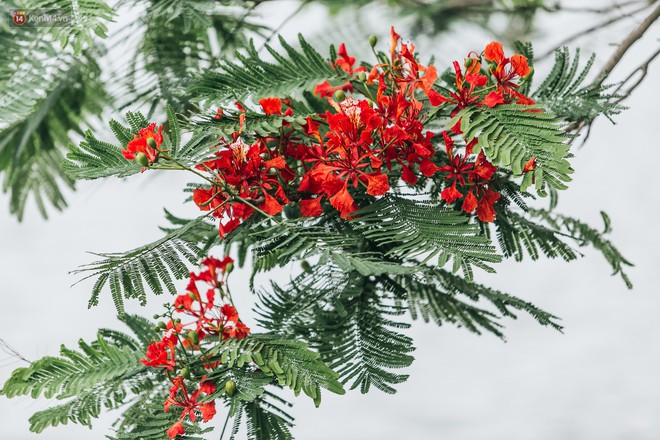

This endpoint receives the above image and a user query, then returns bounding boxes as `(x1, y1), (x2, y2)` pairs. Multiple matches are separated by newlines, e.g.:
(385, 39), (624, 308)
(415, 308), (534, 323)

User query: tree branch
(595, 1), (660, 84)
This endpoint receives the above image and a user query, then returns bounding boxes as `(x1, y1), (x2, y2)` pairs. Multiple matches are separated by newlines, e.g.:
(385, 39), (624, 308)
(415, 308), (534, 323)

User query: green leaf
(73, 215), (216, 313)
(352, 195), (501, 281)
(189, 34), (342, 103)
(454, 104), (573, 195)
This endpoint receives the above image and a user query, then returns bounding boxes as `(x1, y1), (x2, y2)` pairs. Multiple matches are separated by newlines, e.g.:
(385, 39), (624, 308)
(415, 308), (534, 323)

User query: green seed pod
(135, 152), (150, 167)
(181, 367), (191, 379)
(225, 380), (236, 397)
(187, 330), (199, 344)
(368, 34), (378, 48)
(146, 137), (157, 149)
(301, 260), (312, 273)
(333, 90), (346, 101)
(188, 291), (196, 300)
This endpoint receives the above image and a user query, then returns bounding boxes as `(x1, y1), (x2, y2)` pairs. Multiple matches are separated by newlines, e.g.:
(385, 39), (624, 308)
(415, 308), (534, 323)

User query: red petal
(366, 173), (390, 196)
(462, 190), (478, 213)
(484, 41), (504, 64)
(300, 198), (324, 217)
(441, 185), (463, 204)
(259, 192), (283, 215)
(419, 158), (440, 177)
(259, 97), (283, 115)
(482, 91), (505, 108)
(523, 157), (537, 173)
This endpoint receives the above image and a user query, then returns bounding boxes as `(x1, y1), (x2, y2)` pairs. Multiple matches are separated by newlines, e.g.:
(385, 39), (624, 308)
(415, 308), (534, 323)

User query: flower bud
(225, 380), (236, 397)
(225, 262), (234, 274)
(146, 137), (157, 149)
(153, 313), (160, 319)
(356, 71), (367, 82)
(181, 367), (191, 379)
(188, 291), (196, 300)
(301, 260), (312, 273)
(187, 330), (199, 344)
(369, 35), (378, 48)
(135, 152), (150, 167)
(464, 57), (474, 68)
(152, 326), (161, 333)
(333, 90), (346, 101)
(523, 66), (534, 80)
(158, 321), (167, 329)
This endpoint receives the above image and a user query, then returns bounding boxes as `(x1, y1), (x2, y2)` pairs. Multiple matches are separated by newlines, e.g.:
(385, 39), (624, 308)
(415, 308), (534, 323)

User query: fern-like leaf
(353, 195), (501, 281)
(454, 104), (573, 195)
(189, 34), (342, 103)
(73, 215), (216, 313)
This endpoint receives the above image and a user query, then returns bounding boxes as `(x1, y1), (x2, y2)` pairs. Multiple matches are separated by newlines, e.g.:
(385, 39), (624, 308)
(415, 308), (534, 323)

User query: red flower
(122, 123), (163, 169)
(141, 339), (176, 370)
(220, 304), (239, 323)
(165, 378), (217, 438)
(193, 138), (291, 237)
(483, 41), (533, 104)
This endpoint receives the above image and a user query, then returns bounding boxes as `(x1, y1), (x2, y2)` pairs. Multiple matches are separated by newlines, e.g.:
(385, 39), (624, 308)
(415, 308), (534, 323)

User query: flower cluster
(124, 29), (537, 234)
(139, 257), (249, 438)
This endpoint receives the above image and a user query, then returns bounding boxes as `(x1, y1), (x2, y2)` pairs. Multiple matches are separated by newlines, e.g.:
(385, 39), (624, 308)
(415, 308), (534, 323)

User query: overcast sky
(1, 1), (659, 439)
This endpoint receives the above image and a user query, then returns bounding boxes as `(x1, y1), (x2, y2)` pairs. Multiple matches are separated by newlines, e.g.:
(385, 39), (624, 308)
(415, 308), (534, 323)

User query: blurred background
(1, 1), (659, 438)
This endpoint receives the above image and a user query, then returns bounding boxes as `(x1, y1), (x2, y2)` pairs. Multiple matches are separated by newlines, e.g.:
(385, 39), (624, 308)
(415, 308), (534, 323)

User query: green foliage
(226, 392), (294, 440)
(0, 323), (152, 433)
(258, 269), (415, 395)
(353, 196), (502, 281)
(391, 268), (562, 337)
(533, 47), (624, 124)
(528, 209), (633, 288)
(26, 0), (114, 54)
(73, 214), (216, 313)
(454, 104), (573, 195)
(189, 34), (341, 103)
(109, 396), (212, 440)
(0, 41), (107, 220)
(215, 334), (345, 407)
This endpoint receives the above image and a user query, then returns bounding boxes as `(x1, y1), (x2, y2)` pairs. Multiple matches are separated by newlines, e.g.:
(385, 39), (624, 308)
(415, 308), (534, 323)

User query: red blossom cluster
(139, 257), (250, 438)
(123, 29), (538, 234)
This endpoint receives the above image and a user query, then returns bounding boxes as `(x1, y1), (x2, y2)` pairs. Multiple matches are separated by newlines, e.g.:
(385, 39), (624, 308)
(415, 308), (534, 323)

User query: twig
(613, 46), (660, 100)
(594, 1), (660, 84)
(219, 409), (231, 440)
(538, 2), (653, 60)
(0, 338), (30, 364)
